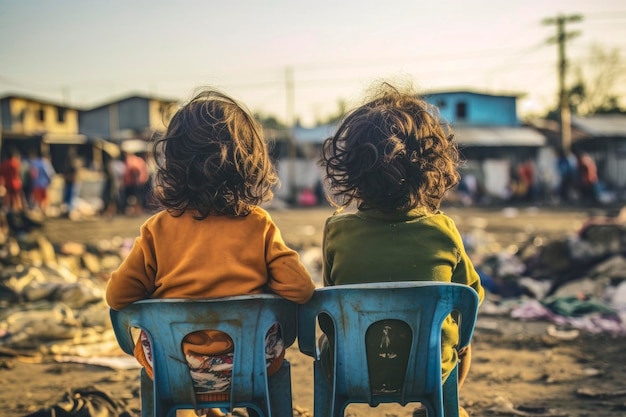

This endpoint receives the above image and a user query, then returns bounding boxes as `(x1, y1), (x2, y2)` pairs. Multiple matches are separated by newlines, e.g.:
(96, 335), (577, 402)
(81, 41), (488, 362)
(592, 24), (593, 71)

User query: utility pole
(543, 14), (583, 153)
(285, 66), (297, 204)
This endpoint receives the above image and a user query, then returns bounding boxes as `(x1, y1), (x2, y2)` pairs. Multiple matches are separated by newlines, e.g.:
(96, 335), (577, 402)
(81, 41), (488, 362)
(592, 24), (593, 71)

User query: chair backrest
(298, 281), (479, 409)
(110, 295), (298, 416)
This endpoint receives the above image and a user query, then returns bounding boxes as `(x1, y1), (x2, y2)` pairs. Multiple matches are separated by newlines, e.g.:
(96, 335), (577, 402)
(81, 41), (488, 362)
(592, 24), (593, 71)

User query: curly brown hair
(152, 89), (278, 218)
(320, 83), (460, 213)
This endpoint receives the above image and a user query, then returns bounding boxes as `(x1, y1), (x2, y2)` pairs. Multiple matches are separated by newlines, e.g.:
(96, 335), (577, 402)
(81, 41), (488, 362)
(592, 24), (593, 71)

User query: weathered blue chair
(298, 282), (479, 417)
(110, 295), (298, 417)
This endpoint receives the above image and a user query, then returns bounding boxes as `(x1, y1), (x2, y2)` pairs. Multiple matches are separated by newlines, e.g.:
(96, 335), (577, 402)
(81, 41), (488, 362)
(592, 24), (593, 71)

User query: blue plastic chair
(297, 282), (479, 417)
(110, 295), (298, 417)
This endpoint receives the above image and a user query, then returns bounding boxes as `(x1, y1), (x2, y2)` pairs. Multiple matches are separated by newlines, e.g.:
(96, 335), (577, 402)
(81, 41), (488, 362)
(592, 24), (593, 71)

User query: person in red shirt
(0, 149), (24, 212)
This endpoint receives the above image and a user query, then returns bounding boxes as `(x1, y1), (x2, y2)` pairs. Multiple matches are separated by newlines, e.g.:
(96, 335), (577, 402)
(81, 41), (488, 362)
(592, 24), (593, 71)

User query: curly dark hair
(320, 83), (460, 213)
(152, 89), (278, 218)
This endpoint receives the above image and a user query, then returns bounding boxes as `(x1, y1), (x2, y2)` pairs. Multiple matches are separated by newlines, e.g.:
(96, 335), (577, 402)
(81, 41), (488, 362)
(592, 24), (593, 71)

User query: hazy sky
(1, 0), (625, 125)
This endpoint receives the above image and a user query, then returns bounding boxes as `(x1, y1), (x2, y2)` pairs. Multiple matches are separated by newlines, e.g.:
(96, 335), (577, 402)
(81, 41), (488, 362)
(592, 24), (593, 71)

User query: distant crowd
(507, 148), (600, 204)
(0, 147), (153, 221)
(453, 148), (602, 207)
(0, 148), (56, 214)
(0, 143), (608, 222)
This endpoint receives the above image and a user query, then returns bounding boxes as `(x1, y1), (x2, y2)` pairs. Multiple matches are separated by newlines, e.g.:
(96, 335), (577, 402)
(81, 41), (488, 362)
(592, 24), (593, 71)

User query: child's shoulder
(249, 205), (270, 216)
(420, 209), (458, 228)
(247, 205), (273, 222)
(429, 209), (457, 225)
(324, 210), (359, 226)
(141, 209), (173, 229)
(425, 210), (464, 241)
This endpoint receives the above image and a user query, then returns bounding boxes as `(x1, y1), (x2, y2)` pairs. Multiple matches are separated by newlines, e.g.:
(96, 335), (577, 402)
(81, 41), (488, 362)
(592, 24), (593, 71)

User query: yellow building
(0, 94), (87, 160)
(1, 94), (80, 136)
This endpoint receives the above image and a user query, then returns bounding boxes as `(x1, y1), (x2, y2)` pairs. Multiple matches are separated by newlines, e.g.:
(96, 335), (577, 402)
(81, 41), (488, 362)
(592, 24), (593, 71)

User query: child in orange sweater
(106, 89), (315, 416)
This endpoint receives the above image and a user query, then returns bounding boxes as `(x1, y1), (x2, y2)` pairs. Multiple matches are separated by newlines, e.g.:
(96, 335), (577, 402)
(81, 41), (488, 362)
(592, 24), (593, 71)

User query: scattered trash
(0, 229), (123, 357)
(581, 367), (603, 377)
(464, 213), (626, 336)
(546, 324), (579, 340)
(53, 355), (141, 371)
(576, 387), (626, 399)
(488, 396), (568, 416)
(20, 386), (133, 417)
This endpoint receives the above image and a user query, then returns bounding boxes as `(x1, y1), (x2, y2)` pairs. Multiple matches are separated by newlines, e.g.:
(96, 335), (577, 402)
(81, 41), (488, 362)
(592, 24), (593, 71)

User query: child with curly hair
(319, 82), (484, 416)
(106, 88), (315, 417)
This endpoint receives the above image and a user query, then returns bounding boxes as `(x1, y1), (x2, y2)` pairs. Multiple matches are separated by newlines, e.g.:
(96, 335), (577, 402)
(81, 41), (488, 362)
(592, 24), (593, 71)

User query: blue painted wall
(1, 99), (11, 130)
(425, 92), (519, 126)
(118, 97), (150, 131)
(79, 96), (151, 139)
(79, 105), (111, 138)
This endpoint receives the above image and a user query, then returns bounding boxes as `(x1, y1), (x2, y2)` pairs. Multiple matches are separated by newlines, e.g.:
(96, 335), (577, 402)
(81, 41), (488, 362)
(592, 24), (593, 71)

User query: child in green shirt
(318, 82), (484, 414)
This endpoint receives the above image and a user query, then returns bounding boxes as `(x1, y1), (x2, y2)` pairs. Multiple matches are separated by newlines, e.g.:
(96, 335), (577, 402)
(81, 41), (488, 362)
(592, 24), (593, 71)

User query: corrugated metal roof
(572, 115), (626, 137)
(290, 123), (547, 147)
(425, 90), (520, 99)
(293, 124), (336, 144)
(453, 126), (546, 147)
(84, 92), (179, 111)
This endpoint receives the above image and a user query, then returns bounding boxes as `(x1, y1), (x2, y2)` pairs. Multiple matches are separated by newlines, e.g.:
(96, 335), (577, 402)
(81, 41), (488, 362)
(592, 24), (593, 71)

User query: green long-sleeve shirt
(322, 207), (484, 382)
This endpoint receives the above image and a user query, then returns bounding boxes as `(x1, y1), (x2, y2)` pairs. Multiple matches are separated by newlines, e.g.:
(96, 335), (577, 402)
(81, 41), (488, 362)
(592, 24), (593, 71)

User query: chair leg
(443, 365), (460, 417)
(140, 368), (154, 417)
(313, 360), (346, 417)
(268, 360), (294, 416)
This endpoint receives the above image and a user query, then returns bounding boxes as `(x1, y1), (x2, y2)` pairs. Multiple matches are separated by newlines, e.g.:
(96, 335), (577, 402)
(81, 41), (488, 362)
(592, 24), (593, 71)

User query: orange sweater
(106, 206), (315, 310)
(106, 206), (315, 375)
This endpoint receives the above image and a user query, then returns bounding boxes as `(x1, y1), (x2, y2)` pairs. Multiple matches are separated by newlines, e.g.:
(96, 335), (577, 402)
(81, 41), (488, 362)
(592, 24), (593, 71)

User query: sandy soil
(2, 205), (626, 416)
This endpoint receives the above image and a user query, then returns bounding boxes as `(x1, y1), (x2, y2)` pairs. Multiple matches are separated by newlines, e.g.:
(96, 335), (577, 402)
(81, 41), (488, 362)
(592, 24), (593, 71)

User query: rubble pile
(467, 213), (626, 335)
(0, 217), (132, 358)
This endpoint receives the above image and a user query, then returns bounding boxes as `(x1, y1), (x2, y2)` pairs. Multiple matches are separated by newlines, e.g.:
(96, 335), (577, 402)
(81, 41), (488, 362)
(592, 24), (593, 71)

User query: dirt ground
(2, 205), (626, 416)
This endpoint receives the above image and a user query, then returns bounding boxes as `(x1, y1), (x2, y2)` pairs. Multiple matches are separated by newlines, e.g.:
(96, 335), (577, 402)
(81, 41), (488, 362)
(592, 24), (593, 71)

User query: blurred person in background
(122, 151), (149, 216)
(575, 150), (598, 204)
(0, 148), (24, 212)
(556, 148), (576, 203)
(28, 150), (56, 213)
(61, 148), (80, 218)
(101, 155), (124, 218)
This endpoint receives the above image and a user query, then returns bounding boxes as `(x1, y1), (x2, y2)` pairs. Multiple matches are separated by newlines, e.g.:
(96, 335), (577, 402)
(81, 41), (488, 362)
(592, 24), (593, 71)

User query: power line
(583, 11), (626, 20)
